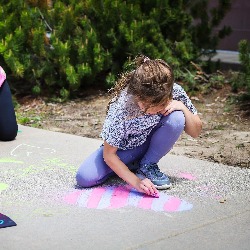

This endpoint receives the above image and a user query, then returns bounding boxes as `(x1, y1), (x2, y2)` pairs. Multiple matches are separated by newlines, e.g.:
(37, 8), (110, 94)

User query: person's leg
(136, 111), (185, 189)
(76, 143), (149, 188)
(140, 111), (185, 165)
(76, 111), (185, 188)
(0, 80), (18, 141)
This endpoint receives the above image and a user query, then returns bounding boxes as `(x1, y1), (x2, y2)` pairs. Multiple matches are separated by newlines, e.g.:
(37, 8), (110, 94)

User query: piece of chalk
(151, 192), (160, 198)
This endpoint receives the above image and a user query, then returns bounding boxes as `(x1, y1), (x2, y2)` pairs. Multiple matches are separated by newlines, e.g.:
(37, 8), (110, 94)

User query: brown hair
(108, 55), (174, 111)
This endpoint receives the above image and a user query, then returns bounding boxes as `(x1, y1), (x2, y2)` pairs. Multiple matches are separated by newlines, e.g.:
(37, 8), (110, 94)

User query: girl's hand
(162, 100), (184, 116)
(135, 178), (159, 197)
(103, 141), (160, 197)
(161, 100), (202, 138)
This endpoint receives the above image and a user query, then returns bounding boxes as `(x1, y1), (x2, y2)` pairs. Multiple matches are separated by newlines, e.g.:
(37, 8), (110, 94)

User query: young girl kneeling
(76, 55), (202, 197)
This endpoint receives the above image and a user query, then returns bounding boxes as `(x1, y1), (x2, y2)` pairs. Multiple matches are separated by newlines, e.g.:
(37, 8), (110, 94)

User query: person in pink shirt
(0, 66), (18, 141)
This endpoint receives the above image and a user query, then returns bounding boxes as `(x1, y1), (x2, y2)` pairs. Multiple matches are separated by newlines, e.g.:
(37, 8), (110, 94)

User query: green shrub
(0, 0), (111, 98)
(0, 0), (232, 97)
(231, 40), (250, 95)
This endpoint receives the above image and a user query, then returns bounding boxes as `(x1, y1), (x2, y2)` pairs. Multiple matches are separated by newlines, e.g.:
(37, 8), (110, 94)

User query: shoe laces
(142, 163), (163, 178)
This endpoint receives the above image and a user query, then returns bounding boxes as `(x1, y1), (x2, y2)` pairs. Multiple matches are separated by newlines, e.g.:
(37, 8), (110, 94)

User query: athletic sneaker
(136, 163), (172, 189)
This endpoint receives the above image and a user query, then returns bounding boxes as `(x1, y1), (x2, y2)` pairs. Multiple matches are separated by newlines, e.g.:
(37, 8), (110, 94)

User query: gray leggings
(76, 111), (185, 187)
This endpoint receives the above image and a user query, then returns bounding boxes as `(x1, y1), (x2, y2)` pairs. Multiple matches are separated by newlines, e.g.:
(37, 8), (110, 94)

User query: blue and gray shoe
(136, 163), (172, 189)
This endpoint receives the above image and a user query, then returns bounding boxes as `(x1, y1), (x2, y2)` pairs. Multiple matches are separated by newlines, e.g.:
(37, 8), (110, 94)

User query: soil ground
(16, 85), (250, 168)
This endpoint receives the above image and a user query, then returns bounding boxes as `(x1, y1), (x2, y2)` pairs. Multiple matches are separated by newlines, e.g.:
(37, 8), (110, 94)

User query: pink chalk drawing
(63, 185), (193, 212)
(178, 172), (197, 180)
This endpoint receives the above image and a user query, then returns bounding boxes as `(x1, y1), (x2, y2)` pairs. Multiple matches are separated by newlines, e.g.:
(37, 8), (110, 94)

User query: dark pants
(0, 80), (18, 141)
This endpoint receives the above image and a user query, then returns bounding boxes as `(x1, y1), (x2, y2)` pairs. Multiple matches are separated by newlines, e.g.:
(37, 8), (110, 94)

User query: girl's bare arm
(103, 141), (159, 196)
(163, 100), (202, 138)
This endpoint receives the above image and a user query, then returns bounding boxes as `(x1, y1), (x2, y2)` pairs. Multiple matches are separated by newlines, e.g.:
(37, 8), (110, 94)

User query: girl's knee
(76, 161), (99, 188)
(76, 169), (95, 188)
(75, 173), (88, 187)
(162, 111), (185, 131)
(76, 149), (103, 188)
(76, 154), (109, 188)
(172, 110), (185, 126)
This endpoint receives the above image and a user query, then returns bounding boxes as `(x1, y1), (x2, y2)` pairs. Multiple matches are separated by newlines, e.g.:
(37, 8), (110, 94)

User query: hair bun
(134, 54), (150, 67)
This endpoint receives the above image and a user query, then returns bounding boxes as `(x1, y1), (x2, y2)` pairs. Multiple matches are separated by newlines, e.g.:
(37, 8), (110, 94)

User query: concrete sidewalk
(1, 125), (250, 250)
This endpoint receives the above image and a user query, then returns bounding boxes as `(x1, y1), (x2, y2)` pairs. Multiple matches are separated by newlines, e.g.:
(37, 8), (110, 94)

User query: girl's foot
(136, 163), (172, 189)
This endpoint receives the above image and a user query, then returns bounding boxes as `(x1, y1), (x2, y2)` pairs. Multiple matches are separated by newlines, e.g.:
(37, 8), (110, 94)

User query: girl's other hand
(161, 100), (202, 138)
(162, 100), (184, 116)
(135, 178), (159, 197)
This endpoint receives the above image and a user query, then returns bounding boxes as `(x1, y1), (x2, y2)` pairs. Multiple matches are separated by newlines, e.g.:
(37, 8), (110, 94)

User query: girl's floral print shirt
(101, 83), (198, 150)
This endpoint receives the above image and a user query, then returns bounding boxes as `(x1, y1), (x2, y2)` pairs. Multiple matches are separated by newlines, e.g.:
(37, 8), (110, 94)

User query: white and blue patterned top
(101, 83), (197, 150)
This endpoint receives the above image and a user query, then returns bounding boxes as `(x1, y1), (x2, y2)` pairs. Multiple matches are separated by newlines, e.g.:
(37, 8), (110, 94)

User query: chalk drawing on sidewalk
(18, 158), (77, 176)
(43, 158), (77, 173)
(0, 158), (23, 164)
(1, 155), (76, 178)
(178, 172), (197, 180)
(10, 143), (56, 157)
(0, 183), (9, 192)
(63, 185), (193, 213)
